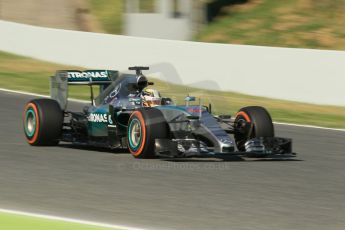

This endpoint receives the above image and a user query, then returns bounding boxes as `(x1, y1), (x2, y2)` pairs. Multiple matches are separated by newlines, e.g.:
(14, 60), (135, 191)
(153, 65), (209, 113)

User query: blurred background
(1, 2), (345, 230)
(1, 0), (344, 50)
(0, 0), (344, 128)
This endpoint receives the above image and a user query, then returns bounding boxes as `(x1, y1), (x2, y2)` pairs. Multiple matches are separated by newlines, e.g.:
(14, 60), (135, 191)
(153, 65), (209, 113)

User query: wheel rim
(128, 118), (142, 150)
(25, 108), (36, 137)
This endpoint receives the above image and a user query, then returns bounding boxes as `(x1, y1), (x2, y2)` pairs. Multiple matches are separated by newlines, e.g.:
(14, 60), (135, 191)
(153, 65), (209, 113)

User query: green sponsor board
(67, 70), (109, 82)
(66, 70), (118, 83)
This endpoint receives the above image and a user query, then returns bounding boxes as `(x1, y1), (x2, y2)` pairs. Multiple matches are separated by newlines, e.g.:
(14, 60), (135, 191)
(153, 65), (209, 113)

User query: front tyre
(23, 99), (63, 146)
(234, 106), (274, 151)
(127, 108), (168, 158)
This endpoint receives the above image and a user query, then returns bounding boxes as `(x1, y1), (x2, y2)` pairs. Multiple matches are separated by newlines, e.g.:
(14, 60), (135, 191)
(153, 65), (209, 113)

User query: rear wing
(50, 70), (118, 110)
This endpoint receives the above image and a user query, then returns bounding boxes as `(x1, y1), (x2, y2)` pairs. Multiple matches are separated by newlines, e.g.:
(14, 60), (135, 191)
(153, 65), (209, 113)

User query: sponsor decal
(129, 97), (142, 106)
(187, 107), (202, 113)
(103, 84), (121, 104)
(87, 113), (108, 123)
(108, 114), (113, 124)
(68, 71), (108, 81)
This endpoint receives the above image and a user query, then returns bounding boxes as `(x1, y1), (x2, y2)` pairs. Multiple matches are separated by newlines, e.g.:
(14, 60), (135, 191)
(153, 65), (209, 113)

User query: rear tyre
(234, 106), (274, 151)
(127, 108), (169, 158)
(23, 99), (63, 146)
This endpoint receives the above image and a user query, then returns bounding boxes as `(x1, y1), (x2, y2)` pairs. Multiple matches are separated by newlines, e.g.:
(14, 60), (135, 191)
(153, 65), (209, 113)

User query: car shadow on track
(58, 143), (129, 154)
(58, 143), (301, 162)
(162, 154), (302, 162)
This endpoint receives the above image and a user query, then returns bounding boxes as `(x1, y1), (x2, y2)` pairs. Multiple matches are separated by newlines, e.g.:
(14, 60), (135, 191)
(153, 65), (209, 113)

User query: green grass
(139, 0), (155, 13)
(196, 0), (345, 50)
(86, 0), (345, 50)
(1, 50), (345, 129)
(87, 0), (156, 34)
(88, 0), (123, 34)
(0, 212), (120, 230)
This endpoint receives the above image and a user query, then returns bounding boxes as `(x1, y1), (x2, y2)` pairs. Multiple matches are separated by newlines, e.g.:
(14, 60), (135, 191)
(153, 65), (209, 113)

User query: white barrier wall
(0, 20), (344, 106)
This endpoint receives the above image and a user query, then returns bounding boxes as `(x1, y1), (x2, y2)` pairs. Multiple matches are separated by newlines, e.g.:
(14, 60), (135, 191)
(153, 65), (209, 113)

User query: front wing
(155, 137), (295, 159)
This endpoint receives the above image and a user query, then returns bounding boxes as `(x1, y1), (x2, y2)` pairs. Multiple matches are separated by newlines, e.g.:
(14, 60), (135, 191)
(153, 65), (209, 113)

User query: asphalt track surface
(0, 90), (345, 230)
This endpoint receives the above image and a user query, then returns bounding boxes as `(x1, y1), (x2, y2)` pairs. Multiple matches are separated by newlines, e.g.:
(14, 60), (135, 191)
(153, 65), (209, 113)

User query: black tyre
(234, 106), (274, 151)
(23, 99), (63, 146)
(127, 108), (169, 158)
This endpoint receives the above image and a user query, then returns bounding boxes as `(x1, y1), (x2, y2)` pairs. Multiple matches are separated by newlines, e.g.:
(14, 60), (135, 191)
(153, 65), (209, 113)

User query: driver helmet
(142, 88), (162, 107)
